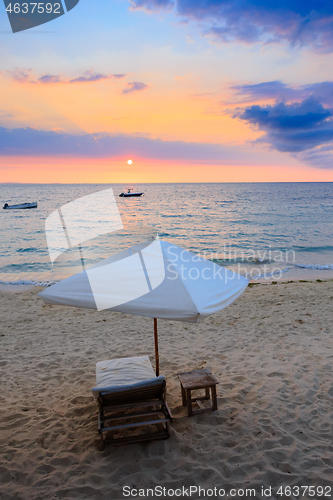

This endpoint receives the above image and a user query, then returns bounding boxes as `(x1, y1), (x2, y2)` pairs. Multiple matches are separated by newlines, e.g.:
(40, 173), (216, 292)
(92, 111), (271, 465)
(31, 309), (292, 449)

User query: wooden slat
(165, 402), (173, 420)
(102, 418), (170, 432)
(104, 430), (169, 446)
(103, 409), (163, 423)
(190, 395), (210, 403)
(103, 399), (163, 412)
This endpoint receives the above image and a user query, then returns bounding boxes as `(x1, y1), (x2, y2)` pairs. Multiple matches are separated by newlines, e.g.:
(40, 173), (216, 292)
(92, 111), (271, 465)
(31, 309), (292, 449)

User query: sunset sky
(1, 0), (333, 182)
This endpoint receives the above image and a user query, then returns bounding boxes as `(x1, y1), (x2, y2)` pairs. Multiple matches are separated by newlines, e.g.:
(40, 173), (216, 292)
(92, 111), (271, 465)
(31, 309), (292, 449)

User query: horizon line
(1, 181), (333, 185)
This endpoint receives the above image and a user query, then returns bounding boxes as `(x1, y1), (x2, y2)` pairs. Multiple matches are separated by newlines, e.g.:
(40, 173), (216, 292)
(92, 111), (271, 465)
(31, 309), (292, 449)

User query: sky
(1, 0), (333, 182)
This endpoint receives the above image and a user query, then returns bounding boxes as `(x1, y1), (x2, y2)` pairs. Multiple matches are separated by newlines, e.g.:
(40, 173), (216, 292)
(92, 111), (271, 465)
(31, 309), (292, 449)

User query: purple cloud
(5, 69), (33, 83)
(1, 123), (333, 169)
(230, 80), (333, 167)
(0, 126), (264, 165)
(129, 0), (333, 52)
(234, 97), (333, 153)
(38, 75), (62, 84)
(297, 144), (333, 169)
(229, 81), (299, 103)
(123, 82), (148, 94)
(3, 69), (126, 85)
(69, 71), (111, 83)
(230, 80), (333, 106)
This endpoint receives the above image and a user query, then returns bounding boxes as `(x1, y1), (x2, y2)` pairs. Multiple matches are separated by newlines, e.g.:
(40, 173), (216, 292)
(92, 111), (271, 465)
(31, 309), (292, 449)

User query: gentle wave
(214, 257), (272, 265)
(212, 260), (333, 280)
(16, 247), (45, 254)
(291, 245), (333, 253)
(0, 279), (55, 287)
(293, 263), (333, 270)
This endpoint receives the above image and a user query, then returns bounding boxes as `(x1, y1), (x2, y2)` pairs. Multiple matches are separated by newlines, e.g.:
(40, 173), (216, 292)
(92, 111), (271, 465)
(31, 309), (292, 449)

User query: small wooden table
(177, 369), (219, 417)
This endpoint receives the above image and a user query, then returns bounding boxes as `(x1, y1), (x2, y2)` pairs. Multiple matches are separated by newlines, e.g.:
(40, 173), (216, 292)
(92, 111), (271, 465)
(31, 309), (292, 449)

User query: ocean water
(0, 183), (332, 285)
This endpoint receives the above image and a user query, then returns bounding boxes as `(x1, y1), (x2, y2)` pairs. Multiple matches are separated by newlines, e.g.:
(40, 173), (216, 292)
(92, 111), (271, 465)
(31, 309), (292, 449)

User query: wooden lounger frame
(97, 379), (172, 449)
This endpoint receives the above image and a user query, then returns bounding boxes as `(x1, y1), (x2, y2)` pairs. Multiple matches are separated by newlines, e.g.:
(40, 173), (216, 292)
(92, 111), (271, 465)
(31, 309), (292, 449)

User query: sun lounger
(92, 356), (172, 449)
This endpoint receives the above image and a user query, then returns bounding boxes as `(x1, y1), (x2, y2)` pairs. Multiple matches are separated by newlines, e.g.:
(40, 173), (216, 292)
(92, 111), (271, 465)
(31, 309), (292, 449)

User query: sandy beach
(0, 280), (332, 500)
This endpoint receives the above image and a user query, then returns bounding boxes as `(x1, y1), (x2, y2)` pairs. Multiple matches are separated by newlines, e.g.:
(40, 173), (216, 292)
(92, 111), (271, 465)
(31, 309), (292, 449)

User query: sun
(127, 159), (133, 165)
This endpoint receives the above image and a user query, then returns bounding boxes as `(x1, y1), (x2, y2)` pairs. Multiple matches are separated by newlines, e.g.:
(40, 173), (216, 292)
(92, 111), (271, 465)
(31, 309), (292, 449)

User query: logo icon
(3, 0), (80, 33)
(45, 188), (165, 311)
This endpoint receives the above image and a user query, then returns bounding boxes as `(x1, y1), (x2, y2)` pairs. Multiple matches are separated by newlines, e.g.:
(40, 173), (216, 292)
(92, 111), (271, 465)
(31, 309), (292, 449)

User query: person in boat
(3, 203), (8, 209)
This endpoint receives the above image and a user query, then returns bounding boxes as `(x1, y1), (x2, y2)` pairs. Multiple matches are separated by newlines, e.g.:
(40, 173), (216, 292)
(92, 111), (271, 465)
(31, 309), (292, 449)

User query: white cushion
(91, 356), (164, 399)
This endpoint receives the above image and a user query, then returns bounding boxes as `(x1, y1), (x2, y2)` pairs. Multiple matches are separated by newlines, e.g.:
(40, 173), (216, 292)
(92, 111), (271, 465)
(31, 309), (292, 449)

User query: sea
(1, 183), (333, 286)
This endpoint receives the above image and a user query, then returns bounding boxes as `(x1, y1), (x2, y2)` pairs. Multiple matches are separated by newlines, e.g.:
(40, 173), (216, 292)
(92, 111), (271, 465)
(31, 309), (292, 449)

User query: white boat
(119, 189), (143, 198)
(3, 202), (37, 210)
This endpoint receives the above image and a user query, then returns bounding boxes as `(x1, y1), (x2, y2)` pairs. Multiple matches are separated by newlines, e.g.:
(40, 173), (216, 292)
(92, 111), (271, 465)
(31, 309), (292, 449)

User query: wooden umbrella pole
(154, 318), (159, 376)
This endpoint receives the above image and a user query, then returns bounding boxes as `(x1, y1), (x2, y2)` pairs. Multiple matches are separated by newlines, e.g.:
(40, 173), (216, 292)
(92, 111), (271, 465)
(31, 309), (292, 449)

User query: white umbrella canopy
(39, 239), (248, 374)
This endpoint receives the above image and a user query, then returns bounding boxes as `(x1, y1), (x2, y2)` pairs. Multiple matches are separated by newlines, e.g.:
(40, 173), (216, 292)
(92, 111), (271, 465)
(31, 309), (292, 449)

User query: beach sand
(0, 281), (332, 500)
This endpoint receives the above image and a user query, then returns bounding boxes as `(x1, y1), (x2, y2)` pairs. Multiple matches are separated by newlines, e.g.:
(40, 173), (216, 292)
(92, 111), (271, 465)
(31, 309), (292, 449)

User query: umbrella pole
(154, 318), (159, 376)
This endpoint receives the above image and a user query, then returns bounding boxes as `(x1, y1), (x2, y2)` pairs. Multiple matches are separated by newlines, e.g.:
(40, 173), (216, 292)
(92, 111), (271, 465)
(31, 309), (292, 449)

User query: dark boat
(119, 189), (143, 198)
(3, 202), (37, 210)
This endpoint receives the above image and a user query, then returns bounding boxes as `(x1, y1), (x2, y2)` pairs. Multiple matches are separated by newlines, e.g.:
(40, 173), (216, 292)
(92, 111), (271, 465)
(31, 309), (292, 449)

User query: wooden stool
(177, 369), (219, 417)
